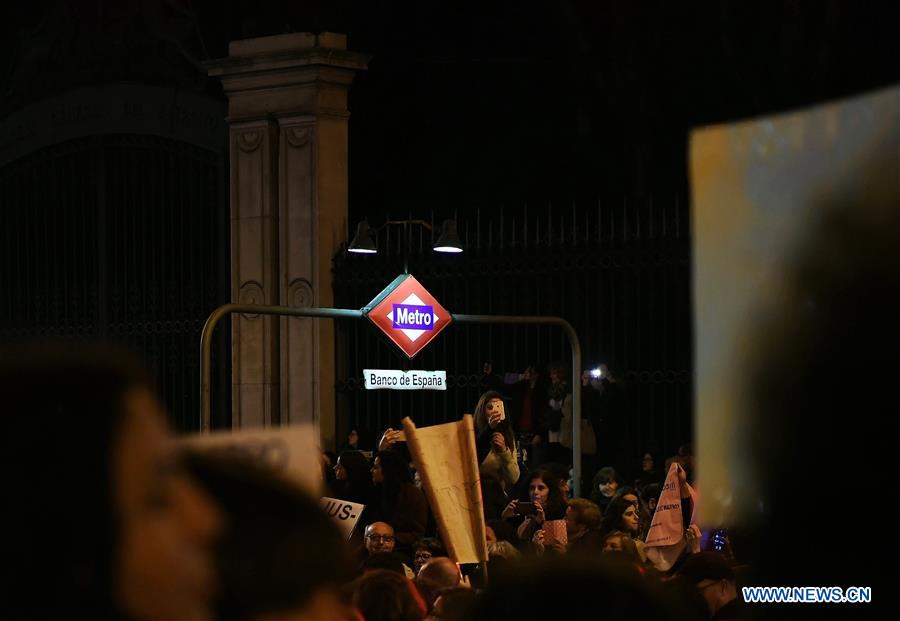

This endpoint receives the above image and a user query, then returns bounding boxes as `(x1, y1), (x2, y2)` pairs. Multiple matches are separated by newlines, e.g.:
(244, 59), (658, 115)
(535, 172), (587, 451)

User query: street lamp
(432, 219), (464, 254)
(348, 218), (464, 265)
(347, 221), (378, 254)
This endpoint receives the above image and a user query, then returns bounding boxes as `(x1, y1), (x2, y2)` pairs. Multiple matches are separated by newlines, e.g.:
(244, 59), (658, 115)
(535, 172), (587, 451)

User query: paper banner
(645, 462), (684, 547)
(402, 415), (489, 564)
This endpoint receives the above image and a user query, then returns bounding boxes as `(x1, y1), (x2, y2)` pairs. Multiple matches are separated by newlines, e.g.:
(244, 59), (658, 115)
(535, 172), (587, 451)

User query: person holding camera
(501, 469), (568, 548)
(473, 390), (520, 492)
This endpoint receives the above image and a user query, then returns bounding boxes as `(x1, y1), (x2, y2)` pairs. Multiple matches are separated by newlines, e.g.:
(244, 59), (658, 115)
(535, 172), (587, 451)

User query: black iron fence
(332, 199), (692, 467)
(0, 135), (230, 431)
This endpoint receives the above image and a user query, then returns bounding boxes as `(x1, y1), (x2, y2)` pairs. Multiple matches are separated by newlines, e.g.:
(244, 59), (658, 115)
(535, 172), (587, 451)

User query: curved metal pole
(199, 305), (585, 496)
(199, 304), (365, 433)
(452, 314), (584, 498)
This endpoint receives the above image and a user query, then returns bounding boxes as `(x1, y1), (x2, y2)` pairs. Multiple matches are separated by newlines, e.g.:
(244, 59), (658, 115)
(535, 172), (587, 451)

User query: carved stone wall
(209, 33), (367, 446)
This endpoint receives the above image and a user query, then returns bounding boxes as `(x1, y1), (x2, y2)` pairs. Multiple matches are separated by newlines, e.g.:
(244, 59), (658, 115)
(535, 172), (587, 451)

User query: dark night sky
(2, 1), (899, 218)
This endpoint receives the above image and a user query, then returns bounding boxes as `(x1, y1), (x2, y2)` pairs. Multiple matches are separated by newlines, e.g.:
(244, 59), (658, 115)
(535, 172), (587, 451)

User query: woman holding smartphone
(501, 469), (568, 546)
(473, 390), (520, 492)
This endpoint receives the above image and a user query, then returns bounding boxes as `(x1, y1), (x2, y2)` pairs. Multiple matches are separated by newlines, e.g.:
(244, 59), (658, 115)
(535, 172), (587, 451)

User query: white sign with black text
(363, 369), (447, 391)
(320, 497), (366, 540)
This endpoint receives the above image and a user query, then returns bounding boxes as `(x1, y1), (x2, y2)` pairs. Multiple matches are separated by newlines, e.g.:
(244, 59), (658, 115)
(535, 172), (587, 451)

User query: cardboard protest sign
(320, 497), (365, 540)
(181, 425), (323, 496)
(402, 415), (488, 564)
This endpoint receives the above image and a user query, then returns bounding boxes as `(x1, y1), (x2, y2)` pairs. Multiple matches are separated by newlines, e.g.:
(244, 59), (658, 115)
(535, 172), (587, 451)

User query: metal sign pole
(451, 314), (584, 498)
(199, 304), (365, 433)
(199, 305), (584, 496)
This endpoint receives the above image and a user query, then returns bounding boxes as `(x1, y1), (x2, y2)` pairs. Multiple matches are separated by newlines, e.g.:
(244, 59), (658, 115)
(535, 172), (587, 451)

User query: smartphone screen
(516, 502), (537, 515)
(487, 399), (506, 422)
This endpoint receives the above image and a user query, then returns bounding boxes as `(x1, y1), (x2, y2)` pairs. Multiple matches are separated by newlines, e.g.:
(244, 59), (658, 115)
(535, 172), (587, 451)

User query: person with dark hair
(661, 575), (713, 621)
(333, 450), (376, 528)
(1, 344), (222, 621)
(478, 361), (504, 394)
(676, 552), (741, 621)
(468, 556), (676, 621)
(353, 569), (426, 621)
(602, 496), (645, 561)
(590, 466), (620, 512)
(186, 451), (355, 621)
(480, 476), (511, 523)
(599, 530), (643, 563)
(371, 450), (429, 557)
(589, 363), (629, 478)
(565, 498), (605, 555)
(501, 468), (568, 545)
(473, 390), (520, 491)
(611, 485), (652, 540)
(338, 426), (366, 453)
(635, 451), (662, 490)
(413, 538), (447, 575)
(429, 586), (478, 621)
(542, 362), (570, 464)
(507, 364), (551, 467)
(539, 461), (572, 500)
(640, 483), (662, 514)
(322, 450), (339, 496)
(360, 552), (407, 576)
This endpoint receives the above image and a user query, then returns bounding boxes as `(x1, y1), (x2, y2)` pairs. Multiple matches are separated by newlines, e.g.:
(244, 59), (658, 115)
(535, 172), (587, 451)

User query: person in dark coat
(371, 449), (429, 560)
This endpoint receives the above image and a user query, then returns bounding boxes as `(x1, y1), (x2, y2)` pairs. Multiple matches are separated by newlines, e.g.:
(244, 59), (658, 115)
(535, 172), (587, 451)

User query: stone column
(208, 33), (368, 446)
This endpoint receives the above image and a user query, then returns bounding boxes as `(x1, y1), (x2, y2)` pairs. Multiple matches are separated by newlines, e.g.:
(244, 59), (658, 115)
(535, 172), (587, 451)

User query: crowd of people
(8, 338), (895, 621)
(319, 363), (746, 620)
(4, 345), (745, 621)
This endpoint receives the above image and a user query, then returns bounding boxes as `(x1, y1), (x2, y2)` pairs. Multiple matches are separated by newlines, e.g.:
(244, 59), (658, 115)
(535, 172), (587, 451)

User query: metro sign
(363, 274), (453, 359)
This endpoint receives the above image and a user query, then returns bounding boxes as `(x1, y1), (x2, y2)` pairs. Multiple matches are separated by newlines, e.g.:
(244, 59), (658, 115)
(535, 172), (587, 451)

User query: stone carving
(237, 130), (263, 153)
(284, 125), (312, 148)
(238, 280), (265, 317)
(288, 278), (313, 308)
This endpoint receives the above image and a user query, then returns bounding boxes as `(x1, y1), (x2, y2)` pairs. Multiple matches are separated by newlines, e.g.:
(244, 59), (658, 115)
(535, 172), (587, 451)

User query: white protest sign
(320, 497), (366, 539)
(364, 369), (446, 390)
(402, 415), (488, 565)
(645, 463), (684, 547)
(181, 425), (323, 496)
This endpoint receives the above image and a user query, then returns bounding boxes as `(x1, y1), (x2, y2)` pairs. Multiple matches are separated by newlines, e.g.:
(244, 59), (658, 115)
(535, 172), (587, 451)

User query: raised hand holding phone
(515, 502), (537, 516)
(486, 398), (506, 428)
(532, 500), (546, 525)
(685, 524), (702, 554)
(501, 499), (519, 519)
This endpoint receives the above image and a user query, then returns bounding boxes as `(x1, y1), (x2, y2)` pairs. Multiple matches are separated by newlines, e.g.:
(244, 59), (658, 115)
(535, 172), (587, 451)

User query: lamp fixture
(432, 219), (464, 253)
(347, 220), (378, 254)
(346, 218), (464, 256)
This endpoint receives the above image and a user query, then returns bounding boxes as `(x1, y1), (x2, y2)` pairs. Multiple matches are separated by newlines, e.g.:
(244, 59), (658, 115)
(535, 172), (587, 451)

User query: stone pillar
(208, 33), (368, 446)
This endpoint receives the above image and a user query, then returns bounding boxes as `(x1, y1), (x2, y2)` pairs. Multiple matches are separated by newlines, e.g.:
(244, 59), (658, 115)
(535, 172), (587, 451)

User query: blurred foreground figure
(1, 344), (222, 621)
(469, 556), (676, 620)
(187, 451), (357, 621)
(744, 194), (900, 619)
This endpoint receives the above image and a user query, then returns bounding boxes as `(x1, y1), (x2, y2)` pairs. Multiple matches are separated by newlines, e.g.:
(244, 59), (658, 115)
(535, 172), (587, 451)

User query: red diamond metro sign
(363, 274), (453, 359)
